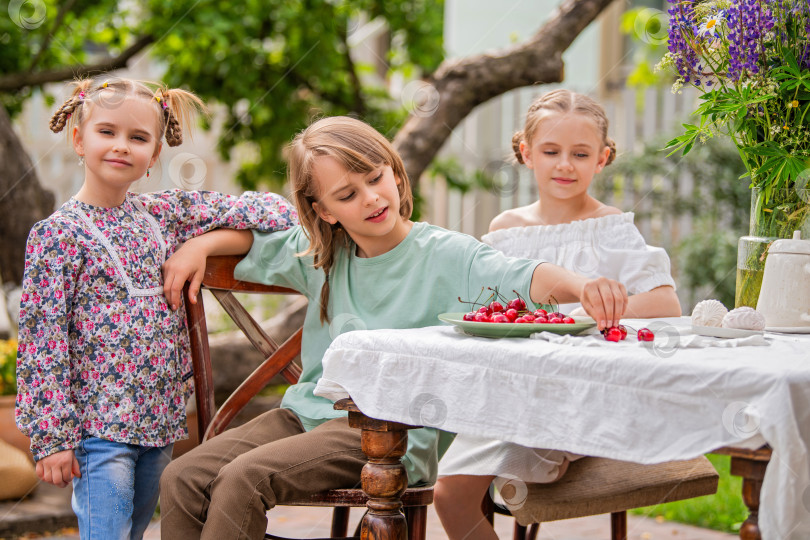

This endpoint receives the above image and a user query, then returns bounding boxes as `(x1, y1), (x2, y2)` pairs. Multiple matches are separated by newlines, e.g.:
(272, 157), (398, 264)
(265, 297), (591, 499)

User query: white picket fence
(421, 85), (702, 305)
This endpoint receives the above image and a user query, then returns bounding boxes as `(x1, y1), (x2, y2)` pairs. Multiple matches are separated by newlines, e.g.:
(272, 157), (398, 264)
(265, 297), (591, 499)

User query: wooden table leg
(714, 446), (771, 540)
(730, 457), (767, 540)
(335, 398), (413, 540)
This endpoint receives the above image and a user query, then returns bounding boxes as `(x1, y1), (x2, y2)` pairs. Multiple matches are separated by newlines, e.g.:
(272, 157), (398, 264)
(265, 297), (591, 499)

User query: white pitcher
(756, 231), (810, 330)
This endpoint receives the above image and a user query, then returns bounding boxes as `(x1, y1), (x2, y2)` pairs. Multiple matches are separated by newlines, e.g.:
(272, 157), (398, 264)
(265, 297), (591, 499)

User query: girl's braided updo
(512, 89), (616, 167)
(49, 77), (206, 148)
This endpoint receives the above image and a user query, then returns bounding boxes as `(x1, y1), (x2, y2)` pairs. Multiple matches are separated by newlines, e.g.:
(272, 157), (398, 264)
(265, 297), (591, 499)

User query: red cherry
(562, 316), (575, 324)
(515, 317), (529, 323)
(505, 308), (519, 322)
(637, 328), (655, 341)
(535, 316), (549, 324)
(491, 313), (510, 323)
(533, 308), (548, 317)
(507, 298), (526, 312)
(463, 312), (476, 322)
(617, 325), (628, 340)
(604, 327), (622, 342)
(522, 313), (536, 322)
(549, 312), (565, 319)
(477, 306), (491, 316)
(549, 317), (564, 324)
(489, 301), (505, 313)
(474, 312), (490, 323)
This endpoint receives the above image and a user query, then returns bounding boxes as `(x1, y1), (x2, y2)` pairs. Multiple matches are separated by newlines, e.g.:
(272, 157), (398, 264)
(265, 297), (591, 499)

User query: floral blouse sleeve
(16, 220), (83, 459)
(136, 190), (298, 251)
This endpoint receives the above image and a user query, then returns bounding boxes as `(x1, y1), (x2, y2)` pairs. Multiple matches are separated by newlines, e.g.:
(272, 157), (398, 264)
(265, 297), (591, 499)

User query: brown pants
(159, 408), (366, 539)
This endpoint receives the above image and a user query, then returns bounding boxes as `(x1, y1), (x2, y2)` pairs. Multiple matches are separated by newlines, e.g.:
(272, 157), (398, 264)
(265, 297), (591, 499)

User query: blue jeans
(71, 437), (174, 540)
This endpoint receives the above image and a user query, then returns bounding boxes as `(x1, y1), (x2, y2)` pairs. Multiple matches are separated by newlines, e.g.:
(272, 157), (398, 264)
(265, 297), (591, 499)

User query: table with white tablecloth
(314, 317), (810, 540)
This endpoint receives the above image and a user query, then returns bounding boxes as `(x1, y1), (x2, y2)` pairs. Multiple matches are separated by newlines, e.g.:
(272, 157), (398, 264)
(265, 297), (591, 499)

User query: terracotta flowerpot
(0, 395), (33, 462)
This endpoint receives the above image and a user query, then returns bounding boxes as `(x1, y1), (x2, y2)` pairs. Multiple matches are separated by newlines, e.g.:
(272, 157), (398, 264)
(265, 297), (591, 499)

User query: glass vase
(735, 186), (810, 308)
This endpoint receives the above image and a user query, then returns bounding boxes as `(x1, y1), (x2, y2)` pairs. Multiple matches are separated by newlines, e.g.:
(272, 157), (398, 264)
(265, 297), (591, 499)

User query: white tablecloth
(314, 317), (810, 540)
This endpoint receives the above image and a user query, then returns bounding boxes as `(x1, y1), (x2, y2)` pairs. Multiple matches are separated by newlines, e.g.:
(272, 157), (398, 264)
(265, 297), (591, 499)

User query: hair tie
(102, 81), (109, 88)
(78, 91), (85, 100)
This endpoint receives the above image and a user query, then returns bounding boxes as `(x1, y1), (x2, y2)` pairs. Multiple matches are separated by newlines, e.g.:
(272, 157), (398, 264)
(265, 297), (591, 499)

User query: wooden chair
(183, 255), (432, 540)
(483, 455), (720, 540)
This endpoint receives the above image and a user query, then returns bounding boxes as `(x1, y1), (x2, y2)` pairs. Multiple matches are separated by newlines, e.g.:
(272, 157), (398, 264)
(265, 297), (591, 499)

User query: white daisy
(698, 11), (724, 37)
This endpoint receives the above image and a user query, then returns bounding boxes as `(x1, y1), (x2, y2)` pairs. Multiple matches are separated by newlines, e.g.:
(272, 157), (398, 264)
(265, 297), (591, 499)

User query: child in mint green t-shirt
(157, 116), (629, 538)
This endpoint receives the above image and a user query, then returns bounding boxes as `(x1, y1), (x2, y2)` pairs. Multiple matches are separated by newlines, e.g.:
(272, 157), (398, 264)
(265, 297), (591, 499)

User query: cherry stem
(487, 286), (509, 304)
(458, 287), (487, 309)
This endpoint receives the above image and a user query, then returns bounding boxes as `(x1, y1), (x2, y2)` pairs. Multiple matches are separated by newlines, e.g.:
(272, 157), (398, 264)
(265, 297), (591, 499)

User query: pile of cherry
(460, 290), (575, 324)
(459, 288), (655, 342)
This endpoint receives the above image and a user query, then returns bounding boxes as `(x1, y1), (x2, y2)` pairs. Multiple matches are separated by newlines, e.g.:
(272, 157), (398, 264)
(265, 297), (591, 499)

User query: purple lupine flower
(667, 0), (703, 84)
(725, 0), (776, 81)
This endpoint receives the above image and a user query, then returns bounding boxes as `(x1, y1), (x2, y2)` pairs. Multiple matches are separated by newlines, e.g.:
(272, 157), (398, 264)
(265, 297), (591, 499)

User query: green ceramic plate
(438, 312), (597, 339)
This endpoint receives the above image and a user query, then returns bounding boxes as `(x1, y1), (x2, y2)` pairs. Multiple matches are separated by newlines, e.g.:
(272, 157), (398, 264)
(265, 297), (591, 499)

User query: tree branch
(29, 0), (78, 72)
(0, 35), (154, 92)
(393, 0), (618, 185)
(338, 26), (366, 116)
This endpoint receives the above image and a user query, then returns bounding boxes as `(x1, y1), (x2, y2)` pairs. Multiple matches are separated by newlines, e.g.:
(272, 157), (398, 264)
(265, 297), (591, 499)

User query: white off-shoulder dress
(438, 212), (677, 482)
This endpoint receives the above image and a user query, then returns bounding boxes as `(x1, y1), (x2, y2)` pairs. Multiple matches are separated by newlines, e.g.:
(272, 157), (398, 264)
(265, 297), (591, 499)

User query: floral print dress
(16, 190), (298, 461)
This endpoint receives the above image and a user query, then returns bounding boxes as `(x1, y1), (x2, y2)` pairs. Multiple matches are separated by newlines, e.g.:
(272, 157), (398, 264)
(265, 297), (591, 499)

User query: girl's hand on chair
(580, 277), (627, 330)
(162, 240), (207, 310)
(36, 449), (80, 488)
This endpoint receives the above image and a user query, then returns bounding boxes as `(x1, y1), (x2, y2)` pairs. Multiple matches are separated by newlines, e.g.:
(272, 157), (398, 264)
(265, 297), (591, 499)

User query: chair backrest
(183, 255), (303, 442)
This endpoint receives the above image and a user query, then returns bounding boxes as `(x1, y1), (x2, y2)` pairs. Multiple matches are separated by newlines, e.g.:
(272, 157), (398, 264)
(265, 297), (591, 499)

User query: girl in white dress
(434, 89), (683, 539)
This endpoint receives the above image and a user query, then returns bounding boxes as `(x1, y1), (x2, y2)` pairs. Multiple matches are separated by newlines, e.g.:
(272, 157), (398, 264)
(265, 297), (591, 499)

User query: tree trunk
(0, 107), (54, 290)
(393, 0), (618, 184)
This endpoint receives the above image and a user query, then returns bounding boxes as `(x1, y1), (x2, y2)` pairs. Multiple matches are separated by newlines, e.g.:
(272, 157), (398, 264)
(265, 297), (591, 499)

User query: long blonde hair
(49, 76), (207, 147)
(288, 116), (413, 324)
(512, 89), (617, 166)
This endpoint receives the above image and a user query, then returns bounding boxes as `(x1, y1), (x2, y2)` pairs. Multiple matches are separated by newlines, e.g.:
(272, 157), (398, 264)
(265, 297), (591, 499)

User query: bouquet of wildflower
(660, 0), (810, 238)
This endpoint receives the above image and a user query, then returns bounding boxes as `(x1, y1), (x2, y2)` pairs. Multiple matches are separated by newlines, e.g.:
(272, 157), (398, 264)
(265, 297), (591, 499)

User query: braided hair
(49, 77), (207, 148)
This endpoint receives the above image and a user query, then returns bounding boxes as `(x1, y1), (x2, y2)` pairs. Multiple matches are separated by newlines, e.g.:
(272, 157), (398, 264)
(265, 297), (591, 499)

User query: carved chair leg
(611, 510), (627, 540)
(481, 492), (496, 525)
(331, 507), (351, 537)
(404, 506), (428, 540)
(513, 521), (529, 540)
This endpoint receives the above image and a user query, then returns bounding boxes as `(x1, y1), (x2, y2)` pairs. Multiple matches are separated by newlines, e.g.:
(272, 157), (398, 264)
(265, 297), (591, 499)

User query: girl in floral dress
(14, 77), (297, 540)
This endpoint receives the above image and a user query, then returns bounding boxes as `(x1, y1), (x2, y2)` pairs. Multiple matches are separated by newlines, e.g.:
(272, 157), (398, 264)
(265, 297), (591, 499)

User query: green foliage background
(1, 0), (445, 190)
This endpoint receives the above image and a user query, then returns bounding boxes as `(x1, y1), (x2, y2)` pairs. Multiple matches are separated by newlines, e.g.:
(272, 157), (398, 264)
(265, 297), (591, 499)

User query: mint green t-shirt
(234, 221), (542, 485)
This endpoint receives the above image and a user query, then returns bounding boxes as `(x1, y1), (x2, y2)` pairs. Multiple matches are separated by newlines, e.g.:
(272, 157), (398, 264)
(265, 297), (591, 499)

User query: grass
(631, 453), (748, 533)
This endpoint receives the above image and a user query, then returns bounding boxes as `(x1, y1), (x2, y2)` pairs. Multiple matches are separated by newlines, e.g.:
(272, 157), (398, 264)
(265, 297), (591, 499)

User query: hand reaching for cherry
(458, 287), (654, 341)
